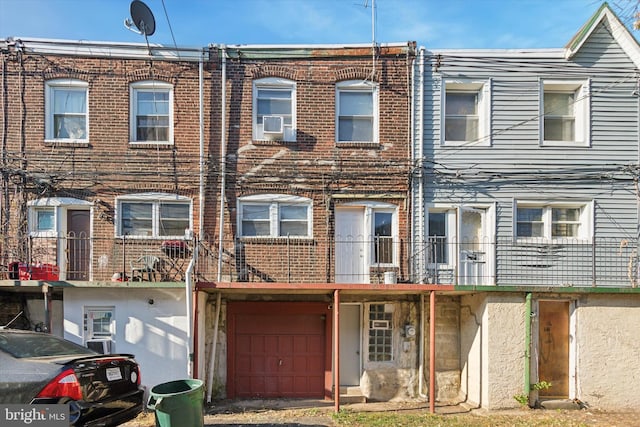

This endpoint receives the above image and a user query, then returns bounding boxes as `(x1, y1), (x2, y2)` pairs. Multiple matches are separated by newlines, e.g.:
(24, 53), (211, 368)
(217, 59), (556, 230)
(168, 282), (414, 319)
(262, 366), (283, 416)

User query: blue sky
(0, 0), (632, 49)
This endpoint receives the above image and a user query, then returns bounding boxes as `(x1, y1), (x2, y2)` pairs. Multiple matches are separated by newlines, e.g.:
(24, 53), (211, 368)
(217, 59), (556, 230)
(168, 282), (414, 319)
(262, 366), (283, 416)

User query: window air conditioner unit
(263, 115), (284, 139)
(86, 338), (113, 354)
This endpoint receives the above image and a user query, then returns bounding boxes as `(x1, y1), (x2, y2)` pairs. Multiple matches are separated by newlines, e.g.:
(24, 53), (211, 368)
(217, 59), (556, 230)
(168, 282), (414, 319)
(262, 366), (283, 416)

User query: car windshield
(0, 331), (95, 358)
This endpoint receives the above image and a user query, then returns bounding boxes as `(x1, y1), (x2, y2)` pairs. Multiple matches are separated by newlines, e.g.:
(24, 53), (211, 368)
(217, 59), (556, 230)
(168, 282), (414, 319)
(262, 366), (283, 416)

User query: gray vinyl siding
(415, 20), (639, 287)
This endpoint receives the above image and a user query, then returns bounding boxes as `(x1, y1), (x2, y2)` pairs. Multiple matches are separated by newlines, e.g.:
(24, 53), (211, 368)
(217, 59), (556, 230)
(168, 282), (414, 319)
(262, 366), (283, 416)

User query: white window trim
(427, 206), (457, 268)
(539, 79), (591, 147)
(129, 81), (174, 145)
(238, 194), (313, 238)
(513, 200), (594, 243)
(115, 192), (192, 238)
(30, 207), (56, 237)
(253, 77), (297, 142)
(369, 207), (399, 267)
(440, 78), (492, 146)
(45, 79), (89, 144)
(335, 80), (379, 144)
(84, 306), (116, 354)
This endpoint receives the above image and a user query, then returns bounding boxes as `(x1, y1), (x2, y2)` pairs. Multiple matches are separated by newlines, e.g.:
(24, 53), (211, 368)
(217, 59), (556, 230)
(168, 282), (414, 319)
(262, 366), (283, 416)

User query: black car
(0, 328), (144, 426)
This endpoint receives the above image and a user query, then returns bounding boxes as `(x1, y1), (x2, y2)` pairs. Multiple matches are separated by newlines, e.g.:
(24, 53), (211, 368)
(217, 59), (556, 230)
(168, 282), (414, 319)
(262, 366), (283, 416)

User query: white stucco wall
(62, 287), (189, 393)
(460, 293), (525, 410)
(461, 292), (640, 411)
(574, 294), (640, 409)
(459, 293), (485, 407)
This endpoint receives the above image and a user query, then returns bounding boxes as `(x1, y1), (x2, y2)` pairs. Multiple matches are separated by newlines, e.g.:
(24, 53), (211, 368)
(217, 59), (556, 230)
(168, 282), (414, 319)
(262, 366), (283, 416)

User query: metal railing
(2, 234), (637, 288)
(1, 234), (193, 283)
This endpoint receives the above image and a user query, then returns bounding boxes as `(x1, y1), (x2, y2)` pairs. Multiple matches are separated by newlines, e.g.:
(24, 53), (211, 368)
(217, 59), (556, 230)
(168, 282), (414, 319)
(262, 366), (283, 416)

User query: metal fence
(2, 234), (637, 288)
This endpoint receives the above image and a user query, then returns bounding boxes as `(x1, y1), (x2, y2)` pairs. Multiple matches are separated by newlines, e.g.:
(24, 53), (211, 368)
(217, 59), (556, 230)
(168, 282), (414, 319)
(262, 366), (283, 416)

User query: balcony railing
(1, 234), (193, 283)
(195, 236), (639, 288)
(1, 234), (637, 288)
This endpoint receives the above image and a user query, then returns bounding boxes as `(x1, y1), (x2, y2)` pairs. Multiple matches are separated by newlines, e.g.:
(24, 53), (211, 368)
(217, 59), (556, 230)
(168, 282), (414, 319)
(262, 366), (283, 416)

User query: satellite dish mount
(124, 0), (156, 52)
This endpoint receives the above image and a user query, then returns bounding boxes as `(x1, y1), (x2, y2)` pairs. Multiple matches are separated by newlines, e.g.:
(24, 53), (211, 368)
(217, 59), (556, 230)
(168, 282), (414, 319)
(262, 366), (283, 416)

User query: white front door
(339, 304), (361, 386)
(335, 207), (368, 283)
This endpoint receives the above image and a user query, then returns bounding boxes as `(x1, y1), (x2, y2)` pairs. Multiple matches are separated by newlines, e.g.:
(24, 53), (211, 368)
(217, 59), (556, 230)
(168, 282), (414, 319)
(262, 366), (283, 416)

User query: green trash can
(147, 379), (204, 427)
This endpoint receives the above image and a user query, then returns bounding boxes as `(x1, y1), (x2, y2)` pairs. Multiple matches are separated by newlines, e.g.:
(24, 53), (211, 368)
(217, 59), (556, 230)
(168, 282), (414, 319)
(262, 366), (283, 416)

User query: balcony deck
(0, 235), (637, 289)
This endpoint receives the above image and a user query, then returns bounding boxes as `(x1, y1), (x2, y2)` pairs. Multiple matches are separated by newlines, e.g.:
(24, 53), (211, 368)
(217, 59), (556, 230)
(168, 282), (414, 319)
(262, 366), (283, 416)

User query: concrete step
(339, 386), (366, 404)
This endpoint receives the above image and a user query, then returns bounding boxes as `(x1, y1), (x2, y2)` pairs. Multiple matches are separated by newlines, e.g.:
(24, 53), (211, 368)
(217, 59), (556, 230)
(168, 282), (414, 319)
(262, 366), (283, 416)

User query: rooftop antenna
(363, 0), (377, 81)
(124, 0), (156, 53)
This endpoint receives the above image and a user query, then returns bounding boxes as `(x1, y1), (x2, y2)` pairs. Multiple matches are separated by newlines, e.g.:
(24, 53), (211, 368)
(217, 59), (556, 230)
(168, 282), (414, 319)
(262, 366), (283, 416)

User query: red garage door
(227, 302), (331, 398)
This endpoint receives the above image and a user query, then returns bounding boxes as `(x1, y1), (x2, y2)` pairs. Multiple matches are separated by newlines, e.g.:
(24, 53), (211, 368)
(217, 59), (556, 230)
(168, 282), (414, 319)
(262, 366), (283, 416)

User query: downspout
(206, 44), (227, 403)
(206, 292), (221, 403)
(185, 244), (198, 378)
(418, 293), (427, 398)
(524, 293), (532, 402)
(429, 290), (436, 414)
(188, 48), (205, 380)
(216, 45), (227, 282)
(333, 290), (340, 413)
(198, 49), (205, 237)
(418, 47), (425, 284)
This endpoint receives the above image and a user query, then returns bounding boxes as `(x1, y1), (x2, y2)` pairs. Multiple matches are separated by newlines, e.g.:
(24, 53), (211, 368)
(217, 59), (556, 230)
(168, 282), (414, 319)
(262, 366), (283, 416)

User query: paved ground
(122, 398), (640, 427)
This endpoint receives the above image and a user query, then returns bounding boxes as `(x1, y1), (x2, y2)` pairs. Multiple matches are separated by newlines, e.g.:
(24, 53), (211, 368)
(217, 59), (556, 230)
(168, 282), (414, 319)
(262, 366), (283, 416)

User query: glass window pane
(242, 204), (270, 236)
(242, 221), (270, 236)
(280, 221), (307, 236)
(338, 117), (373, 141)
(137, 91), (169, 114)
(243, 205), (269, 220)
(553, 208), (580, 222)
(37, 210), (54, 231)
(122, 202), (152, 236)
(0, 331), (93, 358)
(374, 212), (392, 237)
(53, 89), (86, 113)
(340, 92), (373, 115)
(517, 208), (543, 237)
(279, 205), (308, 236)
(258, 89), (291, 99)
(54, 115), (86, 139)
(544, 92), (574, 116)
(280, 205), (307, 220)
(429, 212), (447, 263)
(159, 203), (190, 236)
(445, 117), (478, 141)
(552, 223), (579, 237)
(517, 208), (542, 222)
(91, 310), (113, 336)
(446, 92), (477, 115)
(137, 116), (169, 141)
(257, 98), (291, 115)
(544, 117), (575, 141)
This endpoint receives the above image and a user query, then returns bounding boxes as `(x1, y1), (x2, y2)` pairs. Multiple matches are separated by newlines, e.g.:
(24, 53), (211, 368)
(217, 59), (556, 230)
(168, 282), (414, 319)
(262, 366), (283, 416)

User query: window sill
(442, 140), (491, 147)
(116, 235), (185, 240)
(238, 236), (314, 243)
(129, 142), (174, 149)
(336, 141), (380, 149)
(252, 139), (296, 146)
(540, 140), (590, 148)
(44, 139), (90, 148)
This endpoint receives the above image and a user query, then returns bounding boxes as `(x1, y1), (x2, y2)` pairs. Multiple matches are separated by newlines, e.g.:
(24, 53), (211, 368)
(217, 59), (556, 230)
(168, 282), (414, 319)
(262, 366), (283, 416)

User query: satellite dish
(125, 0), (156, 36)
